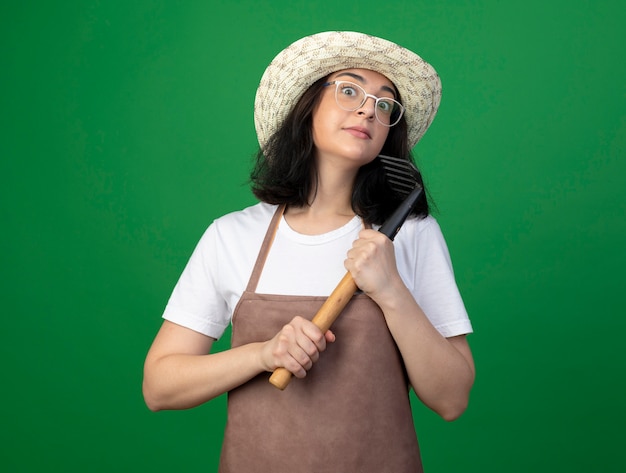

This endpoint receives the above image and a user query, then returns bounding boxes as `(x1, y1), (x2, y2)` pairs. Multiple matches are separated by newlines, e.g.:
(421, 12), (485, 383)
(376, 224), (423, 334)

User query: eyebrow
(334, 72), (397, 98)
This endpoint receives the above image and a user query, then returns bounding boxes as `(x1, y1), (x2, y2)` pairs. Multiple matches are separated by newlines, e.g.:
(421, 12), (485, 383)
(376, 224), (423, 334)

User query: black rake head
(378, 154), (421, 198)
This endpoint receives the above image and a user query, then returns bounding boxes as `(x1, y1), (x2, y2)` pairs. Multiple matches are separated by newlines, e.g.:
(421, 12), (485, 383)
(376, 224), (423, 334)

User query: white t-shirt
(163, 202), (473, 339)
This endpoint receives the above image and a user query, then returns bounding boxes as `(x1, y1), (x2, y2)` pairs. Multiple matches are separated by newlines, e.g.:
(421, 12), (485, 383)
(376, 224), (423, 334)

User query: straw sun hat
(254, 31), (442, 150)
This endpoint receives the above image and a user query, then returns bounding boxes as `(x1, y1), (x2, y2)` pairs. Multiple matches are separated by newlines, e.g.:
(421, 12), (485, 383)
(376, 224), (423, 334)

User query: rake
(269, 154), (423, 390)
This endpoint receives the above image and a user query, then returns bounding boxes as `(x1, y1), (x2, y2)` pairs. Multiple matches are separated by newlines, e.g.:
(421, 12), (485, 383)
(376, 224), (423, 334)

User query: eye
(377, 99), (394, 114)
(339, 84), (358, 97)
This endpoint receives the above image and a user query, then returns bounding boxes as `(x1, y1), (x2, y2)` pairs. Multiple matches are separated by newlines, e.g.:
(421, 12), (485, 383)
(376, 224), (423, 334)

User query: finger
(285, 342), (318, 375)
(282, 353), (308, 379)
(299, 322), (328, 352)
(293, 331), (323, 363)
(273, 323), (314, 362)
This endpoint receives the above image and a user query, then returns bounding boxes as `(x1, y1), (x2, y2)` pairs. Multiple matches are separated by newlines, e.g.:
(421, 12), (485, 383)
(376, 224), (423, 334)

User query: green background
(2, 1), (624, 471)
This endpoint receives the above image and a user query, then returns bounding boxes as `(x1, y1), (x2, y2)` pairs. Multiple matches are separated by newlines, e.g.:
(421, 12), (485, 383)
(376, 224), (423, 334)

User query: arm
(345, 229), (475, 421)
(142, 319), (335, 412)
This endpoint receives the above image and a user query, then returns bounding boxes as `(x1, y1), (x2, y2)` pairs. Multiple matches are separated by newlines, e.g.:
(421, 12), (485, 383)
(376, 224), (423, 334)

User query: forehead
(328, 68), (397, 94)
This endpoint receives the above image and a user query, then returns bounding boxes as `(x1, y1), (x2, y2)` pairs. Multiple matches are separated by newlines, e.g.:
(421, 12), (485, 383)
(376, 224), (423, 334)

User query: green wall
(2, 1), (624, 471)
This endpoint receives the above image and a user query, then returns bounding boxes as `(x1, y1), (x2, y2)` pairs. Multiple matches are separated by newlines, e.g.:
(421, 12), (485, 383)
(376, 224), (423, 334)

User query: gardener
(143, 31), (475, 473)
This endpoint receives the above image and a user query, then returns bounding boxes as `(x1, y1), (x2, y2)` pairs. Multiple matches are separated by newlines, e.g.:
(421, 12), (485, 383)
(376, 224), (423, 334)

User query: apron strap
(245, 204), (285, 293)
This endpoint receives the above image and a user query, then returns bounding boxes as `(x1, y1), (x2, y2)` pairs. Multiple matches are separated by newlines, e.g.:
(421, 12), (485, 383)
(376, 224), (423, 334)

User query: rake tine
(378, 155), (420, 197)
(377, 154), (423, 240)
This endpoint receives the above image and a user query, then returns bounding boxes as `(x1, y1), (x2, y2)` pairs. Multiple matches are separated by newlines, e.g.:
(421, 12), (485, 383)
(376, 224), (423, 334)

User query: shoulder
(214, 201), (277, 225)
(395, 214), (445, 243)
(393, 214), (454, 270)
(210, 202), (278, 236)
(197, 202), (278, 261)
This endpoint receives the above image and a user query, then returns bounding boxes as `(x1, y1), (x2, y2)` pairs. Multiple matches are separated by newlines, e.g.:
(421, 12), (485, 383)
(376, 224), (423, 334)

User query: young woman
(143, 31), (475, 472)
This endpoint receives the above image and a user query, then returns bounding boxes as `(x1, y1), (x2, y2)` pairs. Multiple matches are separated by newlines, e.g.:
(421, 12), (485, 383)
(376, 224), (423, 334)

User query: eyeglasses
(322, 80), (405, 127)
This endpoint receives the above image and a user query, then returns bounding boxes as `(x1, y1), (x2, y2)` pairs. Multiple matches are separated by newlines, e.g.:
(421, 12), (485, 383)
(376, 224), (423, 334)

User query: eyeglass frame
(322, 80), (405, 127)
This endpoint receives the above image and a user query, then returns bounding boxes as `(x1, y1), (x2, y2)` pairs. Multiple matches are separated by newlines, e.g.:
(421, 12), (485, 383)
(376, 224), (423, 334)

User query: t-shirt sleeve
(398, 217), (473, 338)
(162, 223), (231, 339)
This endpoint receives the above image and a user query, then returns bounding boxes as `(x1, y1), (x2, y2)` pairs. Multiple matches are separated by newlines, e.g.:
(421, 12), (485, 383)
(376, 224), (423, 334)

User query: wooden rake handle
(268, 271), (358, 390)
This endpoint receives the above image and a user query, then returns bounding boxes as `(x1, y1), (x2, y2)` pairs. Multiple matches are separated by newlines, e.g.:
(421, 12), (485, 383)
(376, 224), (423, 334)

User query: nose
(357, 95), (376, 119)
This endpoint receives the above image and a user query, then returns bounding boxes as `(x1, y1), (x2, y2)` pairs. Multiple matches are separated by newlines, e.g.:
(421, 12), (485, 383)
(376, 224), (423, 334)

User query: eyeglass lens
(334, 81), (403, 126)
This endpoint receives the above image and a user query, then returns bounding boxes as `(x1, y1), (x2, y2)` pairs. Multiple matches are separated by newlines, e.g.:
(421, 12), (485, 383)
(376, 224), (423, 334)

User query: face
(311, 68), (396, 169)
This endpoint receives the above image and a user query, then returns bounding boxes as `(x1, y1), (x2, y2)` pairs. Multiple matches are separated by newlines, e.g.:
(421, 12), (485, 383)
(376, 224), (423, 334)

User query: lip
(343, 126), (371, 139)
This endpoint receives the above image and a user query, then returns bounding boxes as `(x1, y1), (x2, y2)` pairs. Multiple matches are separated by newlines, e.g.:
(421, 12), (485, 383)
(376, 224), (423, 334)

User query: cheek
(311, 103), (338, 142)
(374, 125), (390, 149)
(311, 112), (324, 147)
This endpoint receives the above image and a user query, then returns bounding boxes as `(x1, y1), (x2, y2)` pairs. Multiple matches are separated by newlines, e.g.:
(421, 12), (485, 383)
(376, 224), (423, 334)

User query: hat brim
(254, 31), (442, 150)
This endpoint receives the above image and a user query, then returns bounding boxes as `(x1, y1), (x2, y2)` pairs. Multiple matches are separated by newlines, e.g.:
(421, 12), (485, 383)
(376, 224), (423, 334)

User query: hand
(344, 229), (401, 302)
(260, 316), (335, 378)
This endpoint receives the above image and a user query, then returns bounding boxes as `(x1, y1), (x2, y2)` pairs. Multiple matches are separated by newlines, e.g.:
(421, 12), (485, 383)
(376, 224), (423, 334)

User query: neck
(284, 157), (359, 234)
